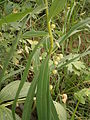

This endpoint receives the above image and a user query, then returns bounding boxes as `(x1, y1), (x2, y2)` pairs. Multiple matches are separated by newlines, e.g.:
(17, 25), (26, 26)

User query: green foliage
(53, 101), (67, 120)
(0, 9), (32, 27)
(50, 99), (60, 120)
(0, 81), (31, 104)
(74, 88), (90, 104)
(12, 37), (44, 120)
(0, 4), (46, 27)
(23, 30), (48, 38)
(48, 0), (67, 21)
(54, 18), (90, 52)
(0, 80), (31, 120)
(0, 105), (21, 120)
(66, 54), (86, 75)
(22, 73), (39, 120)
(36, 56), (50, 120)
(0, 0), (90, 120)
(36, 0), (44, 5)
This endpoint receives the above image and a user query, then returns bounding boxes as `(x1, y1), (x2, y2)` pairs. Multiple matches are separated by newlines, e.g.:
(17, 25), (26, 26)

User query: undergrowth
(0, 0), (90, 120)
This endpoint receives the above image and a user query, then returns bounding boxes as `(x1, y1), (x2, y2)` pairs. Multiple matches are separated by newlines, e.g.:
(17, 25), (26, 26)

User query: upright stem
(44, 0), (53, 54)
(71, 101), (79, 120)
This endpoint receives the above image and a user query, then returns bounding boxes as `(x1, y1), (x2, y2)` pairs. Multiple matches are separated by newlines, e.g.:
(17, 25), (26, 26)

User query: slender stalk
(1, 98), (26, 107)
(71, 101), (79, 120)
(44, 0), (53, 54)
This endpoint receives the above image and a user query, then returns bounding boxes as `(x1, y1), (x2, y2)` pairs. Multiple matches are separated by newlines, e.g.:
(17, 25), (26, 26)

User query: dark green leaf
(36, 56), (51, 120)
(12, 37), (45, 120)
(22, 47), (41, 120)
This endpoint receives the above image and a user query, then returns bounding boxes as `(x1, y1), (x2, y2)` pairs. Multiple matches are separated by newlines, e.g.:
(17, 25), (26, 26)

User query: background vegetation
(0, 0), (90, 120)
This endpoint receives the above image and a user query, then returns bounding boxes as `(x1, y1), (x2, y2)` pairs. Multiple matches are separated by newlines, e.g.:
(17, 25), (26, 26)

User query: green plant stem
(44, 0), (53, 54)
(1, 98), (26, 107)
(71, 101), (79, 120)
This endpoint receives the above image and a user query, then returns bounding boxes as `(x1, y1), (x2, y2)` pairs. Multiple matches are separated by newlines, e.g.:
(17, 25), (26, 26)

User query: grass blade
(59, 18), (90, 43)
(36, 55), (50, 120)
(12, 37), (45, 120)
(53, 18), (90, 52)
(22, 47), (41, 120)
(22, 73), (39, 120)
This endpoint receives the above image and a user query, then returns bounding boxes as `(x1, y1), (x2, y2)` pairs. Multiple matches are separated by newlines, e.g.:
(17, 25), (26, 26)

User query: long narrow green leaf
(23, 30), (48, 38)
(47, 77), (51, 120)
(48, 0), (66, 21)
(12, 37), (45, 120)
(0, 9), (32, 27)
(53, 18), (90, 52)
(22, 73), (39, 120)
(33, 49), (40, 73)
(36, 56), (51, 120)
(58, 18), (90, 44)
(22, 48), (40, 120)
